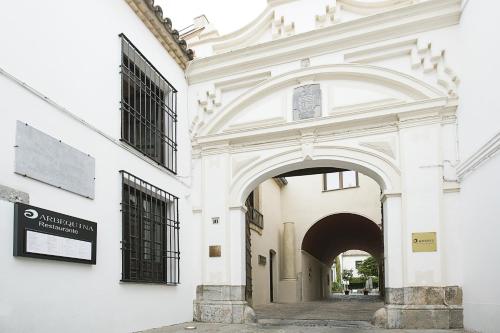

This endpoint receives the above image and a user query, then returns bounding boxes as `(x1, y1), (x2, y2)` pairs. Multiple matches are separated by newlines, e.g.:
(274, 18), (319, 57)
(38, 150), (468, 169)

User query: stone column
(382, 193), (403, 291)
(282, 222), (296, 280)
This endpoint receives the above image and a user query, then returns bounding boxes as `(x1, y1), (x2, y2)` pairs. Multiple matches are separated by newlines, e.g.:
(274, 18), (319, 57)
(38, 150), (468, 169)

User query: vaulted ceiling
(301, 213), (383, 266)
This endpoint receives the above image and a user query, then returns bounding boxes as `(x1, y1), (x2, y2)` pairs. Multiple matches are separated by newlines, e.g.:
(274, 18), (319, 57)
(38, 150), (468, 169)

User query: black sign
(14, 203), (97, 264)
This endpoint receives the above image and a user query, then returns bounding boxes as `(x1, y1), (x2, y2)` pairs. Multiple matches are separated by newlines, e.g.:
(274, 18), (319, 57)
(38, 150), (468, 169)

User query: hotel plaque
(412, 232), (437, 252)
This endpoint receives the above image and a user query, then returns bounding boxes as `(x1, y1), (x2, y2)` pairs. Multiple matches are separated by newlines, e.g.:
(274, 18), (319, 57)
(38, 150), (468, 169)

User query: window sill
(119, 139), (177, 175)
(120, 279), (179, 286)
(322, 185), (360, 193)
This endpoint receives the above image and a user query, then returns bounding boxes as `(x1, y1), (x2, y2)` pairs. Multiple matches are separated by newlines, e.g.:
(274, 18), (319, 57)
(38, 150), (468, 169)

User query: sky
(156, 0), (267, 35)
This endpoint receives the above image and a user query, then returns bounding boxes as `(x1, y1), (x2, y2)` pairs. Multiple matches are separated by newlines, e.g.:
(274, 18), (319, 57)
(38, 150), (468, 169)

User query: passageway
(254, 294), (384, 327)
(253, 212), (385, 327)
(302, 213), (383, 266)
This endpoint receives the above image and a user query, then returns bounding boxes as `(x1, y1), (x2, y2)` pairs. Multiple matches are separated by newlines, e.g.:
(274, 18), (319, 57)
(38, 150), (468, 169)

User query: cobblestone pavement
(254, 294), (384, 322)
(140, 323), (464, 333)
(140, 295), (464, 332)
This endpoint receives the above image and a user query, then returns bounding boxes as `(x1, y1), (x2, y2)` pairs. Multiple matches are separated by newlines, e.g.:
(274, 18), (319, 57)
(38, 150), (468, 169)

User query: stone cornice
(381, 192), (402, 203)
(124, 0), (194, 69)
(189, 0), (300, 48)
(457, 131), (500, 180)
(187, 0), (461, 84)
(193, 97), (457, 153)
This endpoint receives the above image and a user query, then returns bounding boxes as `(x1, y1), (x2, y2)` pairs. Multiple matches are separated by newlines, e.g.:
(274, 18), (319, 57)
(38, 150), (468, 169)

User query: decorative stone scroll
(293, 84), (322, 120)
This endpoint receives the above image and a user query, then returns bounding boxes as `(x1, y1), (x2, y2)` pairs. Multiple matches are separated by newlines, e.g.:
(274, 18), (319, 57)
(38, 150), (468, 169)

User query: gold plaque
(412, 232), (437, 252)
(209, 245), (221, 257)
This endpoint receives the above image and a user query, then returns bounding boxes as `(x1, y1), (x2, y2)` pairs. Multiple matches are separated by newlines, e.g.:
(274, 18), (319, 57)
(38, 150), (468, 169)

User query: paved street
(141, 295), (464, 332)
(141, 323), (464, 333)
(254, 294), (384, 323)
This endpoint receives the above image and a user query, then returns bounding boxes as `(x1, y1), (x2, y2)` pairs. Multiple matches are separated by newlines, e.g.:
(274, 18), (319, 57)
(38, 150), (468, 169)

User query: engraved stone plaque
(15, 121), (95, 199)
(293, 84), (322, 120)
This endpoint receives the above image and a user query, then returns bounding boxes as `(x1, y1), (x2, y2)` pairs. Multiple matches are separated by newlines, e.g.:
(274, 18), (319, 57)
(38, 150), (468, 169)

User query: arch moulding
(197, 63), (446, 137)
(229, 144), (401, 208)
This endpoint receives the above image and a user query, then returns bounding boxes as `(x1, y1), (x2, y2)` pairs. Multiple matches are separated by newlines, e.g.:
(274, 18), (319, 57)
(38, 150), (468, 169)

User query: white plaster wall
(282, 173), (381, 298)
(399, 122), (444, 286)
(459, 154), (500, 333)
(281, 173), (382, 252)
(453, 2), (500, 158)
(455, 3), (500, 331)
(248, 173), (381, 303)
(301, 250), (331, 301)
(341, 253), (370, 278)
(250, 179), (282, 306)
(0, 1), (198, 333)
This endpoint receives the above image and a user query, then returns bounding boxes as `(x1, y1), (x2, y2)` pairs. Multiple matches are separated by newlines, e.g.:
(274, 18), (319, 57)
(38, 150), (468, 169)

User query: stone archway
(194, 149), (403, 325)
(301, 213), (384, 299)
(302, 213), (383, 267)
(192, 62), (461, 328)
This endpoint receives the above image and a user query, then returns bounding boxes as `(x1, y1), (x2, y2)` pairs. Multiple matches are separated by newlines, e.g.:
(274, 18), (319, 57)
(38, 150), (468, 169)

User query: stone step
(257, 318), (374, 328)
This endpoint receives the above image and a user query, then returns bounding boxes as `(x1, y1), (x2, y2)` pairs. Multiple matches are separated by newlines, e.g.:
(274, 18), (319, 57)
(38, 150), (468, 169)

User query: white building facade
(0, 1), (198, 333)
(0, 0), (499, 332)
(187, 0), (499, 331)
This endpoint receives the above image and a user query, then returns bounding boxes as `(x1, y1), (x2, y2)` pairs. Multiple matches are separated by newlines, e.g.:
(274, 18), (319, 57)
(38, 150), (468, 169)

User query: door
(245, 194), (253, 305)
(269, 250), (275, 302)
(245, 218), (252, 305)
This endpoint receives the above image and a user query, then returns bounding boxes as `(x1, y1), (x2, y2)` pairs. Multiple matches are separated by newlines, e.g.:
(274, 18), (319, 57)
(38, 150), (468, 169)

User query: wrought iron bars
(120, 171), (180, 285)
(119, 34), (178, 173)
(246, 207), (264, 229)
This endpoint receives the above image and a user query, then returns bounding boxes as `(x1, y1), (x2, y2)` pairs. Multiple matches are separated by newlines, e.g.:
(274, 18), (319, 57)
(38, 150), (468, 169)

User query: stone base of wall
(0, 184), (29, 203)
(193, 285), (256, 324)
(383, 286), (463, 329)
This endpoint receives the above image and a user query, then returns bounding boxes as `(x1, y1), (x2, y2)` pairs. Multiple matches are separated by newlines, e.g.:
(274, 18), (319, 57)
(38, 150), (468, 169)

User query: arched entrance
(302, 213), (383, 267)
(302, 213), (384, 297)
(193, 147), (404, 325)
(192, 62), (460, 328)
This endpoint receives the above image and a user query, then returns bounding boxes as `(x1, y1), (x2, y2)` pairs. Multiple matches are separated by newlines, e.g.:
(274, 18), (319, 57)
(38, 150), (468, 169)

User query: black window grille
(120, 171), (180, 284)
(120, 34), (178, 173)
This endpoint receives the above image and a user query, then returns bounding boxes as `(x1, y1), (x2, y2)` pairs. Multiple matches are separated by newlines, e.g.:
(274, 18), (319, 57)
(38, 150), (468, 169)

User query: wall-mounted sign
(14, 203), (97, 264)
(209, 245), (221, 257)
(412, 232), (437, 252)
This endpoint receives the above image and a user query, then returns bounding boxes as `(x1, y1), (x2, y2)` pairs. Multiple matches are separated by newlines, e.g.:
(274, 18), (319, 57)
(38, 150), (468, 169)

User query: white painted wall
(341, 251), (370, 278)
(281, 173), (382, 252)
(250, 179), (282, 306)
(1, 0), (495, 331)
(0, 1), (198, 333)
(301, 250), (331, 301)
(453, 2), (500, 332)
(459, 154), (500, 333)
(249, 174), (381, 304)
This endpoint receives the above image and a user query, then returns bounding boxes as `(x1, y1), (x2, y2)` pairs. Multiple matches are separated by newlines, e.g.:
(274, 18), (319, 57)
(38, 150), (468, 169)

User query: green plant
(331, 281), (343, 292)
(358, 256), (379, 279)
(348, 276), (379, 290)
(342, 269), (353, 281)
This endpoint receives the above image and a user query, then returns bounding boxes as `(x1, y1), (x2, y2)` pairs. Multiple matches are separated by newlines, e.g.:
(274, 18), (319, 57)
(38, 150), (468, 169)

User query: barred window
(120, 171), (180, 284)
(120, 34), (177, 173)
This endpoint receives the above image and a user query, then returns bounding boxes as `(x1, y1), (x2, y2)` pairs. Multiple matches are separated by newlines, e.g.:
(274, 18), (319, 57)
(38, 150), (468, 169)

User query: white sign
(26, 230), (92, 261)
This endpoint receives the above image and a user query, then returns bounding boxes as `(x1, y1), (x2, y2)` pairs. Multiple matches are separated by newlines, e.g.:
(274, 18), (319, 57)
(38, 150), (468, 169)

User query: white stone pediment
(186, 0), (428, 58)
(194, 64), (445, 137)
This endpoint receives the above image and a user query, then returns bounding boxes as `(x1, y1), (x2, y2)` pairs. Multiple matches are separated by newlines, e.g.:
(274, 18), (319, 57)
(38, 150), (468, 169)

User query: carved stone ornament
(293, 84), (322, 120)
